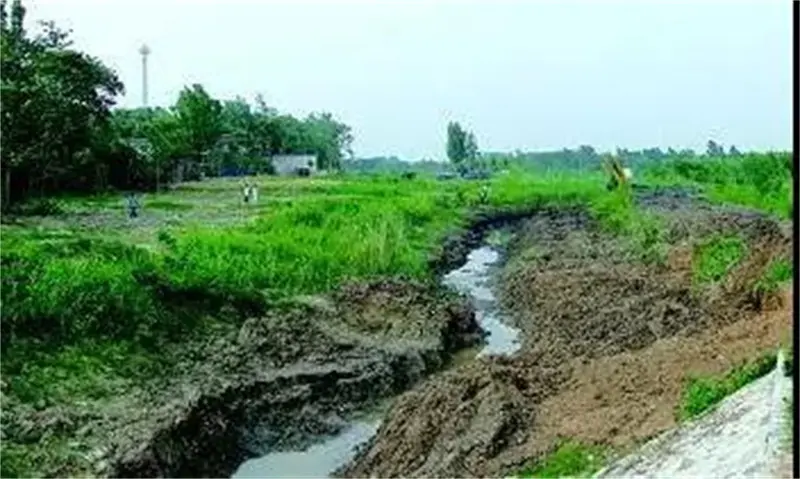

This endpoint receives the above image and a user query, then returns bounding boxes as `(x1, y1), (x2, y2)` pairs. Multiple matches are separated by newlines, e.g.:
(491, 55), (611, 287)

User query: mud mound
(331, 279), (483, 350)
(532, 287), (792, 458)
(340, 199), (790, 479)
(337, 355), (567, 478)
(76, 279), (484, 478)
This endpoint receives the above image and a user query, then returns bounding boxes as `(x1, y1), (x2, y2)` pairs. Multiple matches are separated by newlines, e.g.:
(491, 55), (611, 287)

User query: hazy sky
(25, 0), (792, 160)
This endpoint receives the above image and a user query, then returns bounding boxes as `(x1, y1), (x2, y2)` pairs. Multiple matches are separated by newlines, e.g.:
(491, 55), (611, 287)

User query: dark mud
(29, 279), (482, 478)
(338, 188), (792, 478)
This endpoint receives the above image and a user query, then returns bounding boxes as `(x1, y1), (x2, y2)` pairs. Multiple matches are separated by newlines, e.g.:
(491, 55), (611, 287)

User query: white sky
(25, 0), (793, 160)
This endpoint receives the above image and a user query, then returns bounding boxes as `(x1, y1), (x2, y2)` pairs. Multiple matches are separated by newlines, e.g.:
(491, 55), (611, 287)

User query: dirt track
(338, 189), (792, 478)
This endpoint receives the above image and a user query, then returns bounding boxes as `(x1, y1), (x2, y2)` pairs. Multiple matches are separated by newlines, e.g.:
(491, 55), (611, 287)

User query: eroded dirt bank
(338, 189), (792, 478)
(2, 279), (482, 478)
(109, 279), (487, 478)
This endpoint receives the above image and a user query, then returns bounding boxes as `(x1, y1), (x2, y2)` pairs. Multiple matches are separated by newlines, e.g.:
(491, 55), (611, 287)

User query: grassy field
(1, 153), (791, 399)
(1, 169), (620, 408)
(0, 153), (792, 477)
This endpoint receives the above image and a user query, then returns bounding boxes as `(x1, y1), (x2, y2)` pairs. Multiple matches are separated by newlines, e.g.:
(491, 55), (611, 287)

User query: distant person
(250, 183), (259, 204)
(125, 192), (141, 219)
(242, 181), (251, 204)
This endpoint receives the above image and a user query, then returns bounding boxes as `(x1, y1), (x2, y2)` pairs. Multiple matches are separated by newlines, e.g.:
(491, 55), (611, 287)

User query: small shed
(271, 154), (318, 176)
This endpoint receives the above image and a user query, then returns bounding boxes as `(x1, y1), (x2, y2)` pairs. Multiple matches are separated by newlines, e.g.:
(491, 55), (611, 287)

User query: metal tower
(138, 44), (151, 107)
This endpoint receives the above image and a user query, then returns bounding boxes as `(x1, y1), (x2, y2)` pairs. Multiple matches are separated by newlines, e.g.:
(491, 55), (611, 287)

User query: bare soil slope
(338, 190), (792, 478)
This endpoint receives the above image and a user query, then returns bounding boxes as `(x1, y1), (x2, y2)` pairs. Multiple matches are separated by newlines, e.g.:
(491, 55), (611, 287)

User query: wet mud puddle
(231, 245), (521, 478)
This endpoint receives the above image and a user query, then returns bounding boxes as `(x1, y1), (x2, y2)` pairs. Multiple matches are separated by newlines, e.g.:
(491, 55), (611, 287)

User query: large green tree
(446, 121), (480, 173)
(1, 0), (123, 206)
(1, 0), (357, 208)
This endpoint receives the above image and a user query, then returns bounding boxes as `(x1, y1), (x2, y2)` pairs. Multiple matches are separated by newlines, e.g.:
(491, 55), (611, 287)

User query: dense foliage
(446, 121), (480, 173)
(0, 0), (353, 209)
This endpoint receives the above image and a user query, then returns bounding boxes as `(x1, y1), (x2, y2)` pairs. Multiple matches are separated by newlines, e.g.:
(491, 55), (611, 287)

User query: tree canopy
(0, 0), (354, 209)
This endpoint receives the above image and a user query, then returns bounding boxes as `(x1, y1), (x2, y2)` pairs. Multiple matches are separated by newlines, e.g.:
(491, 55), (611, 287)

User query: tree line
(0, 0), (353, 210)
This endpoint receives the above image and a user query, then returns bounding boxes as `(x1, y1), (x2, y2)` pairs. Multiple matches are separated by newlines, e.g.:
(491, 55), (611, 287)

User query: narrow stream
(231, 245), (520, 478)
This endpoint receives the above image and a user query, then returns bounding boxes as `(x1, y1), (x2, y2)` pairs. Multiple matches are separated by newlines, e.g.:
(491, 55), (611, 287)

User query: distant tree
(446, 121), (468, 169)
(706, 139), (725, 157)
(446, 121), (480, 173)
(728, 145), (741, 156)
(303, 112), (354, 170)
(1, 0), (124, 207)
(464, 131), (480, 168)
(173, 84), (224, 161)
(0, 0), (357, 205)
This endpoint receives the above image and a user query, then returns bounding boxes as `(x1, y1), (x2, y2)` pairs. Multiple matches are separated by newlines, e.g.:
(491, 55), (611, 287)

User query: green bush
(679, 352), (777, 420)
(517, 440), (607, 478)
(692, 234), (746, 285)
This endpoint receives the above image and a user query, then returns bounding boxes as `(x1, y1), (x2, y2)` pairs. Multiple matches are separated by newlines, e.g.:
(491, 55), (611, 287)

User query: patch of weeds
(7, 198), (66, 216)
(486, 228), (513, 248)
(3, 340), (162, 407)
(589, 189), (667, 265)
(692, 234), (746, 285)
(631, 212), (668, 265)
(752, 258), (793, 297)
(678, 351), (777, 420)
(517, 440), (607, 478)
(0, 434), (92, 478)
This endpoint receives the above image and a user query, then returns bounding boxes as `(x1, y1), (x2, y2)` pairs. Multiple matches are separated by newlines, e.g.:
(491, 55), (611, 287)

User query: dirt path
(595, 351), (792, 478)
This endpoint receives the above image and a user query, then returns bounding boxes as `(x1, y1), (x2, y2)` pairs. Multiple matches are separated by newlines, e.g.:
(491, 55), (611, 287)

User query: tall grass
(642, 152), (792, 219)
(2, 152), (789, 359)
(0, 171), (609, 360)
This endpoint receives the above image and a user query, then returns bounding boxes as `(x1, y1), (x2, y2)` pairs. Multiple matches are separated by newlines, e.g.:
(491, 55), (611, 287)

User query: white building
(271, 154), (318, 176)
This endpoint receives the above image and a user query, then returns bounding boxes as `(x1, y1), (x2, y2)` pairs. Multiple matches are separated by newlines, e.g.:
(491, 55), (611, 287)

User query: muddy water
(230, 245), (520, 478)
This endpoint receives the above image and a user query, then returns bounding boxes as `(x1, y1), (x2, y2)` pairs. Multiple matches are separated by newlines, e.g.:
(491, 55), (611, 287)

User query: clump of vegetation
(752, 258), (793, 298)
(678, 351), (777, 420)
(691, 234), (747, 285)
(644, 151), (793, 219)
(589, 188), (667, 265)
(517, 440), (607, 478)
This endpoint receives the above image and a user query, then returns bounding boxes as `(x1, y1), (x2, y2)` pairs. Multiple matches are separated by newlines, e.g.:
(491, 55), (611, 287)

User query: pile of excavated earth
(338, 188), (792, 478)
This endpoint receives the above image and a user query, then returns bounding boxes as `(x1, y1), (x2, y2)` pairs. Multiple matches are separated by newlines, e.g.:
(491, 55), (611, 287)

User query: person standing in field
(242, 181), (251, 204)
(125, 192), (141, 219)
(250, 183), (258, 204)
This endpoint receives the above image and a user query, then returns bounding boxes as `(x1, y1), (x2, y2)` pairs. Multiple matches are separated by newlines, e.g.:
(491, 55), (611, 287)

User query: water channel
(232, 245), (521, 478)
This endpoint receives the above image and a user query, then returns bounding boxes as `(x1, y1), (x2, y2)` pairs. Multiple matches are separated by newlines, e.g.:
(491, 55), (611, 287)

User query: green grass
(0, 171), (611, 393)
(691, 234), (747, 285)
(517, 440), (607, 478)
(678, 351), (778, 420)
(752, 258), (794, 298)
(590, 186), (668, 264)
(642, 152), (792, 219)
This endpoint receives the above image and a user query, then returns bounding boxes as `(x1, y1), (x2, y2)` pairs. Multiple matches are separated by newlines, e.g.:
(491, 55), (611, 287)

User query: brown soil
(339, 195), (793, 478)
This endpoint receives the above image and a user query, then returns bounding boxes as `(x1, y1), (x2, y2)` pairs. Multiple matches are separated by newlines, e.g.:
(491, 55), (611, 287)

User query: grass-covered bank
(642, 152), (793, 219)
(1, 172), (607, 357)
